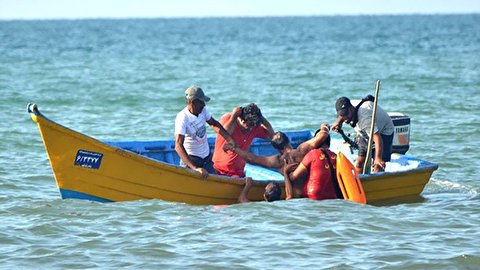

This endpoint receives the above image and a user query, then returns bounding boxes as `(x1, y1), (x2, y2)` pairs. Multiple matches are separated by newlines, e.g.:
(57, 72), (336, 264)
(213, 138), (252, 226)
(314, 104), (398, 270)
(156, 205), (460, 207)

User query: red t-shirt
(301, 149), (338, 200)
(212, 113), (270, 178)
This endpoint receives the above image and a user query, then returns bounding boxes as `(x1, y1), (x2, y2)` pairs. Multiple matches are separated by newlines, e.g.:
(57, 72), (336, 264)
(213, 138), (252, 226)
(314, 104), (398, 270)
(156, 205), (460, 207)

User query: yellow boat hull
(28, 104), (438, 205)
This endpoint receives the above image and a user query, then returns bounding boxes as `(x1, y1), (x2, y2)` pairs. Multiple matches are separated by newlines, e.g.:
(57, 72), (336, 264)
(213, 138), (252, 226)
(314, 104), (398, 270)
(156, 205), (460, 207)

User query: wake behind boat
(27, 103), (438, 205)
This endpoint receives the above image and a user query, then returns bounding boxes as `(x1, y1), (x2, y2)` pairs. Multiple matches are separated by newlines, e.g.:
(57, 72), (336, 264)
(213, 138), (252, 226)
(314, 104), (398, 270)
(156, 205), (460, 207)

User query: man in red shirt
(286, 135), (339, 200)
(212, 103), (274, 178)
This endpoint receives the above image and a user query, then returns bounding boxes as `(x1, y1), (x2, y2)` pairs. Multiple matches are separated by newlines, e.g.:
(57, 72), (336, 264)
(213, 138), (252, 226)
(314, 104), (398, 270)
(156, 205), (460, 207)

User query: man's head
(335, 96), (352, 116)
(335, 96), (355, 124)
(185, 86), (210, 114)
(271, 131), (290, 152)
(264, 182), (282, 202)
(240, 103), (262, 128)
(185, 86), (210, 103)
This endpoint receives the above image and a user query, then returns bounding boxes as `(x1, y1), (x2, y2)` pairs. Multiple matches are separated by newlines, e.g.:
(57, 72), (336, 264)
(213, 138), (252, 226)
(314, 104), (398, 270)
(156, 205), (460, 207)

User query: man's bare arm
(297, 123), (330, 155)
(283, 162), (299, 200)
(207, 117), (236, 146)
(288, 163), (308, 183)
(224, 143), (282, 168)
(238, 177), (253, 203)
(259, 116), (275, 139)
(222, 107), (242, 135)
(175, 134), (208, 178)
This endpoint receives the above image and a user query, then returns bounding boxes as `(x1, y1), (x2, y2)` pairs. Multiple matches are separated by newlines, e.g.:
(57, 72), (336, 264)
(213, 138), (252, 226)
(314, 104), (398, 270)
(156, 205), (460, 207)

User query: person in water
(212, 103), (274, 178)
(238, 178), (282, 203)
(175, 86), (236, 178)
(331, 96), (394, 173)
(224, 124), (331, 197)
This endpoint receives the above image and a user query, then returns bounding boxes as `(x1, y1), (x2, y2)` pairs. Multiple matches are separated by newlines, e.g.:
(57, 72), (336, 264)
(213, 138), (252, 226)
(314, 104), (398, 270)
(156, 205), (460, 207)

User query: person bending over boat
(331, 95), (394, 173)
(212, 103), (274, 178)
(175, 86), (236, 178)
(224, 124), (330, 197)
(284, 135), (341, 200)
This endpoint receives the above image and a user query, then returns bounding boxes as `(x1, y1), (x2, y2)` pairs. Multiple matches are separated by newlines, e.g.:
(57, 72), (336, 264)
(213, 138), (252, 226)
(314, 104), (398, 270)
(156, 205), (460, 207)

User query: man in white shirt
(331, 96), (394, 173)
(175, 86), (236, 178)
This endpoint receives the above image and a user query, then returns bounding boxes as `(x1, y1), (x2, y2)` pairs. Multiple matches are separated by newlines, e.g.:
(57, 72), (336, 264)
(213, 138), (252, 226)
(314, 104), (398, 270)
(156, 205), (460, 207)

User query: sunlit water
(1, 15), (479, 269)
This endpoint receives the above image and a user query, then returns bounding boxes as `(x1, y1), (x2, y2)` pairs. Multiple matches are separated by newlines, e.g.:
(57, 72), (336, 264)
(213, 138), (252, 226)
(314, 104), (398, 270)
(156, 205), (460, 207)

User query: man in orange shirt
(212, 103), (274, 178)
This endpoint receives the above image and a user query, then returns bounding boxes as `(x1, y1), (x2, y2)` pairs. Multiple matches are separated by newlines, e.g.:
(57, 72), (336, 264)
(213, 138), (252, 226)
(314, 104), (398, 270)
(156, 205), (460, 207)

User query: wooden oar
(362, 80), (381, 174)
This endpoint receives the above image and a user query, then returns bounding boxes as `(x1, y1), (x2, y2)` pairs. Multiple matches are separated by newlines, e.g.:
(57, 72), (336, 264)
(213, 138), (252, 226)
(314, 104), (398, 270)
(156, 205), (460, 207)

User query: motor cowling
(388, 112), (410, 154)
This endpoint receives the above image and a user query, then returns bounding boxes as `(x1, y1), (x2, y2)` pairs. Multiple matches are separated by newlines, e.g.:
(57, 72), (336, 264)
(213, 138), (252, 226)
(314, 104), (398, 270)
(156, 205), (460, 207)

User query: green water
(1, 15), (479, 269)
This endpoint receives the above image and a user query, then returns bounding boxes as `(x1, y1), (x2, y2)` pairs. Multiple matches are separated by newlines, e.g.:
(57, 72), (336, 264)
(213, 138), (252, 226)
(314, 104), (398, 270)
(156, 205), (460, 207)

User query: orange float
(336, 152), (367, 204)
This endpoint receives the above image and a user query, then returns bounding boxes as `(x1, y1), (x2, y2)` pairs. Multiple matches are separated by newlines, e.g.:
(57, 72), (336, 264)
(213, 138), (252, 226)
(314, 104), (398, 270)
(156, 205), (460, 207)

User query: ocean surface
(1, 15), (480, 269)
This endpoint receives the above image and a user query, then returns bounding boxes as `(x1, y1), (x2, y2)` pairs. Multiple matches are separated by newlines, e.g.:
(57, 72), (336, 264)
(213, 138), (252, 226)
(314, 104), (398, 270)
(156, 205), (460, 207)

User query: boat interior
(105, 129), (435, 182)
(105, 130), (314, 181)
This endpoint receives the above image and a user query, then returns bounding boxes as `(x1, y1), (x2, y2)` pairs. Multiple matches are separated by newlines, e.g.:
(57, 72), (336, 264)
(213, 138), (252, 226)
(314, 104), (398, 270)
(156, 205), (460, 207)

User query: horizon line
(1, 12), (479, 21)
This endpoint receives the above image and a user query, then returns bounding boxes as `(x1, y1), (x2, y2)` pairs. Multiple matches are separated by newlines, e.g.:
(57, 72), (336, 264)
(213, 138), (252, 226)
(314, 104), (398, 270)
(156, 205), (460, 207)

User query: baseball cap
(335, 96), (351, 116)
(185, 86), (210, 102)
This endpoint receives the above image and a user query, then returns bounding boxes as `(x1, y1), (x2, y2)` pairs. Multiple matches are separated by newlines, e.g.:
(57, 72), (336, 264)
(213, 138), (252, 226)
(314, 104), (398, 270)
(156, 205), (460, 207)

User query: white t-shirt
(175, 106), (212, 158)
(353, 100), (394, 139)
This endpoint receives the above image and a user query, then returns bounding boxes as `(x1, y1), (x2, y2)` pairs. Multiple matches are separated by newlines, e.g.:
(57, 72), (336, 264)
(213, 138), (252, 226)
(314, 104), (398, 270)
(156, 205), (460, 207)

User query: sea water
(1, 15), (479, 269)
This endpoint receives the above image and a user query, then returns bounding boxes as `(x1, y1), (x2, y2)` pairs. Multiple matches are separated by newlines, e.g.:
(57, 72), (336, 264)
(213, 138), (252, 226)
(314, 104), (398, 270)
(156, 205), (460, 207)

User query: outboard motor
(388, 112), (410, 154)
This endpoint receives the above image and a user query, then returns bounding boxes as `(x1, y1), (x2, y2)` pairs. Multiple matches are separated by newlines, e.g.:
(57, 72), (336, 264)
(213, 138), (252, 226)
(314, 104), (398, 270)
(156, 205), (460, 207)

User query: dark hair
(271, 132), (290, 151)
(264, 182), (281, 202)
(313, 130), (331, 148)
(241, 103), (262, 126)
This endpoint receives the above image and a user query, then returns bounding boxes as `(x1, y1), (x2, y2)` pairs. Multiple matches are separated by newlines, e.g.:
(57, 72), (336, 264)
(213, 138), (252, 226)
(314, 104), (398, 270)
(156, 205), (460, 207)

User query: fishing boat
(27, 103), (438, 205)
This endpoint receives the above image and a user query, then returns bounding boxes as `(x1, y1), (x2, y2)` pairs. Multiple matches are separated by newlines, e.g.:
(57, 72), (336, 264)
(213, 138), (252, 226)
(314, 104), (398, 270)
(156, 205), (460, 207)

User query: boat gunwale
(28, 103), (439, 204)
(29, 104), (438, 184)
(28, 104), (254, 187)
(360, 163), (438, 181)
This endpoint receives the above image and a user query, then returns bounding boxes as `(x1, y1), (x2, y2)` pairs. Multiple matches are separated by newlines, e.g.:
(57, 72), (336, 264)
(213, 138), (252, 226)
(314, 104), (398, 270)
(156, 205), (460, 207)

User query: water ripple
(1, 15), (480, 269)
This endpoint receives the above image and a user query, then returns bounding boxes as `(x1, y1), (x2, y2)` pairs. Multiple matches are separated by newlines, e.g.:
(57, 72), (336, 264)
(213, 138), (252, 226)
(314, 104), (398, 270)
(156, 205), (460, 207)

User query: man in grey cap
(331, 95), (394, 173)
(175, 85), (236, 178)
